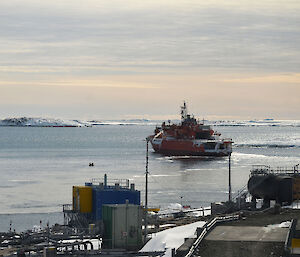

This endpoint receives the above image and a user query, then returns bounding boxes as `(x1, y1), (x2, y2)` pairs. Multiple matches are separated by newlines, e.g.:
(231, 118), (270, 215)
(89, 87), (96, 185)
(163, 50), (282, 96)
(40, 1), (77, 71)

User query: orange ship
(148, 102), (233, 156)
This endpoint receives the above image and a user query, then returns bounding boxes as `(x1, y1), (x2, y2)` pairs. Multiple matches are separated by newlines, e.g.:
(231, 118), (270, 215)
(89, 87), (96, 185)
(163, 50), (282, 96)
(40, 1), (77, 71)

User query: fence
(183, 214), (240, 257)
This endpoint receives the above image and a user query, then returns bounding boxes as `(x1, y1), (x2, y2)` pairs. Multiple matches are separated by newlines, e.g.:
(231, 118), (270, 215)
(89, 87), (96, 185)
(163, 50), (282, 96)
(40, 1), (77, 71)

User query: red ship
(148, 102), (233, 156)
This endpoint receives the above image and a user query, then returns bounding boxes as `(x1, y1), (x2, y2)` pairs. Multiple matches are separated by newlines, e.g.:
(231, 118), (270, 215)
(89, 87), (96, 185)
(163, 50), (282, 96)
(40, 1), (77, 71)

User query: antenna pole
(228, 153), (232, 202)
(144, 138), (149, 243)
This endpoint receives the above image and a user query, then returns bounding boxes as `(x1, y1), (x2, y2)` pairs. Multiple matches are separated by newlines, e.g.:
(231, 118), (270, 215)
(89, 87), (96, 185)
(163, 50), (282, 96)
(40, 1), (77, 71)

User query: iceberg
(0, 117), (90, 127)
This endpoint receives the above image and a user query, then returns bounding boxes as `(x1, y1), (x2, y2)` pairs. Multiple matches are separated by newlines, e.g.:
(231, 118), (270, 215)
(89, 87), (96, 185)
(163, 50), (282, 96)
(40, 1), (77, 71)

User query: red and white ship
(148, 102), (233, 156)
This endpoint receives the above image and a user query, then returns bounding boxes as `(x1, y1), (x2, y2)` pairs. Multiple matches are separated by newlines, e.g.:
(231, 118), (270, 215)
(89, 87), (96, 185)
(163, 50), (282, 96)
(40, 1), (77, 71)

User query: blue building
(86, 174), (140, 221)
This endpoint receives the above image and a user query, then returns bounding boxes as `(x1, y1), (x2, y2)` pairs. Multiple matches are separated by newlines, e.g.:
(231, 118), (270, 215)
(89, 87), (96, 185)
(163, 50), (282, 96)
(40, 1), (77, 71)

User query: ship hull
(150, 139), (231, 157)
(153, 148), (228, 156)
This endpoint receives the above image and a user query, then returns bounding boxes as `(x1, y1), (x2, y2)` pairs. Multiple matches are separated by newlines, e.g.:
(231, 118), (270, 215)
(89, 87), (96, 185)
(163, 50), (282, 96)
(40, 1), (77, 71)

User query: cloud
(1, 0), (300, 74)
(0, 1), (300, 119)
(220, 73), (300, 84)
(0, 79), (159, 89)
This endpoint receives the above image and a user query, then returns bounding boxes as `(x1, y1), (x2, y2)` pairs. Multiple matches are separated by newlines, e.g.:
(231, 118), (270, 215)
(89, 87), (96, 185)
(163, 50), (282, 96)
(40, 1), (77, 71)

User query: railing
(284, 219), (296, 256)
(184, 214), (240, 257)
(233, 184), (248, 199)
(90, 178), (130, 188)
(250, 164), (300, 176)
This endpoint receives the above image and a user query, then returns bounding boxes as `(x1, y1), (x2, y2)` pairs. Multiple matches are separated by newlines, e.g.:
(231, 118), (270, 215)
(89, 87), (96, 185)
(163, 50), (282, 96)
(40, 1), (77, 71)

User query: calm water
(0, 124), (300, 231)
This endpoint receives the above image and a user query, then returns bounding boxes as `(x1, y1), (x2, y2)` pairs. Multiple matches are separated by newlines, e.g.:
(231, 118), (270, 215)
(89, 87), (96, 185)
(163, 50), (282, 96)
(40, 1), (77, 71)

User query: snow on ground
(281, 201), (300, 210)
(288, 201), (300, 209)
(159, 224), (176, 229)
(263, 221), (291, 233)
(58, 239), (101, 250)
(140, 221), (205, 257)
(157, 203), (211, 218)
(186, 208), (211, 217)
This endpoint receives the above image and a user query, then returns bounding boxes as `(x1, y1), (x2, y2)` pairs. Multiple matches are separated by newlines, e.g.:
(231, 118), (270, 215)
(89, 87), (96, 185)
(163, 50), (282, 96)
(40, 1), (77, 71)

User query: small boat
(148, 102), (233, 156)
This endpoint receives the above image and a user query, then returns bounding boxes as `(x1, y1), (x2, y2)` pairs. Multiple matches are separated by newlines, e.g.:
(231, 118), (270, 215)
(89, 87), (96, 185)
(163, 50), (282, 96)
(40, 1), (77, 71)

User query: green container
(102, 204), (143, 250)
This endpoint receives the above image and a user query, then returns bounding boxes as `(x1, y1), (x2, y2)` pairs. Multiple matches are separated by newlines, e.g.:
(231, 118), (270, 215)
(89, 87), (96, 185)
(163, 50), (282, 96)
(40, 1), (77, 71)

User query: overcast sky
(1, 0), (300, 120)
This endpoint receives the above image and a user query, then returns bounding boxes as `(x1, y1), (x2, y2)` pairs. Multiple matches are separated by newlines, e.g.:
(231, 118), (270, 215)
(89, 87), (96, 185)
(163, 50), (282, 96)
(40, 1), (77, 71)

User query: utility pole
(144, 137), (149, 243)
(228, 153), (232, 202)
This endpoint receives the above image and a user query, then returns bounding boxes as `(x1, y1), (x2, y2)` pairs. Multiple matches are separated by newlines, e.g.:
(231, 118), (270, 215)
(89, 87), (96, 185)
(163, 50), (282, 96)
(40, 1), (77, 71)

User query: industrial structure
(63, 174), (142, 250)
(210, 163), (300, 215)
(248, 164), (300, 207)
(102, 204), (143, 250)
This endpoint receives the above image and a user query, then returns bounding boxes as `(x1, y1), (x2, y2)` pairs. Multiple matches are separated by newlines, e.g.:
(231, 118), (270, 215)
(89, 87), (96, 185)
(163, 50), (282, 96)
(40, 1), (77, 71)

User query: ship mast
(181, 101), (188, 122)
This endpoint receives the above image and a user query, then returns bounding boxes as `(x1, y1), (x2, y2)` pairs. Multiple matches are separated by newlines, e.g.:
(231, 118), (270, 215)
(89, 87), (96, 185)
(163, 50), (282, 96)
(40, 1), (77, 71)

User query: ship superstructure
(148, 102), (233, 156)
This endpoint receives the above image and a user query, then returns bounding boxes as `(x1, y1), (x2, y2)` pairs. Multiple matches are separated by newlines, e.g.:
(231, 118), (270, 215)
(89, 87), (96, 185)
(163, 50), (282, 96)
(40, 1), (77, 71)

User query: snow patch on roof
(140, 221), (205, 257)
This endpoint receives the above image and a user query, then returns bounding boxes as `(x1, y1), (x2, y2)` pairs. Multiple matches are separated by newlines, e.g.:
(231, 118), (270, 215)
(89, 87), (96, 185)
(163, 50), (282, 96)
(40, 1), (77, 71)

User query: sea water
(0, 122), (300, 231)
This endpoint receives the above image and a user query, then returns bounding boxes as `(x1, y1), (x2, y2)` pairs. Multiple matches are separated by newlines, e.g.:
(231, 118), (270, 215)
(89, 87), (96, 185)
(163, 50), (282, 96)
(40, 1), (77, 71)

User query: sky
(0, 0), (300, 120)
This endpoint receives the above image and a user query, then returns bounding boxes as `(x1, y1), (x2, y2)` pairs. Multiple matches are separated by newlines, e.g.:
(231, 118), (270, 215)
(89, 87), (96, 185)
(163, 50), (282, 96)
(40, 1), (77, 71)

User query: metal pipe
(144, 138), (149, 243)
(229, 153), (232, 202)
(104, 174), (107, 187)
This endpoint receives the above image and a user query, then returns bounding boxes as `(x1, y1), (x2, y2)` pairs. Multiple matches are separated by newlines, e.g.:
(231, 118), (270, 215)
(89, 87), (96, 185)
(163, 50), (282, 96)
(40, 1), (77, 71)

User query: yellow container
(145, 207), (160, 213)
(292, 238), (300, 248)
(293, 177), (300, 200)
(73, 186), (92, 213)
